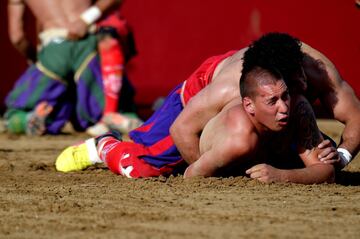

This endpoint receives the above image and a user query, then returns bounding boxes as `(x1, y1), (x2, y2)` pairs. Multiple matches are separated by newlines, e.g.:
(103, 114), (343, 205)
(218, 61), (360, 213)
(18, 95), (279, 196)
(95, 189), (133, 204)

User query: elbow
(170, 121), (183, 142)
(183, 161), (213, 178)
(169, 123), (176, 138)
(10, 37), (21, 48)
(305, 164), (335, 184)
(183, 165), (193, 178)
(320, 164), (335, 184)
(9, 33), (24, 48)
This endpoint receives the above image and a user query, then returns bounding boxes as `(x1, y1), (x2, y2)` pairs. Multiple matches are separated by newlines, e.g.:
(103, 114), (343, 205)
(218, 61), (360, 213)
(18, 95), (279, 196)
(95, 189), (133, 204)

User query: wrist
(279, 169), (290, 183)
(80, 6), (102, 25)
(337, 147), (352, 168)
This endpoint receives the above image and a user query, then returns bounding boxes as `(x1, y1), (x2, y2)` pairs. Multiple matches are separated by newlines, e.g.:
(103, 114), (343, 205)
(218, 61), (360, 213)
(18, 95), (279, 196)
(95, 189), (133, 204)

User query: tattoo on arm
(294, 100), (321, 150)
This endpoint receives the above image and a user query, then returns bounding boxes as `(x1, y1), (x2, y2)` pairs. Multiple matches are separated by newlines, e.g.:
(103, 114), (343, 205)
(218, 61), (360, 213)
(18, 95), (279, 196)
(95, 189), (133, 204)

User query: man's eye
(268, 100), (276, 105)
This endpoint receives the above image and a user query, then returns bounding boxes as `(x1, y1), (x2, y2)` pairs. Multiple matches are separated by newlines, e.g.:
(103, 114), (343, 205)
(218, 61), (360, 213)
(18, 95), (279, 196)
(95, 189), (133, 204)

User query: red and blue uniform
(100, 51), (237, 177)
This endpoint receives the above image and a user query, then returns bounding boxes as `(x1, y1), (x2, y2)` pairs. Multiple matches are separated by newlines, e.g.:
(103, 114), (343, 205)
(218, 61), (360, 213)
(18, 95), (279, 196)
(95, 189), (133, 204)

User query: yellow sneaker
(56, 138), (102, 172)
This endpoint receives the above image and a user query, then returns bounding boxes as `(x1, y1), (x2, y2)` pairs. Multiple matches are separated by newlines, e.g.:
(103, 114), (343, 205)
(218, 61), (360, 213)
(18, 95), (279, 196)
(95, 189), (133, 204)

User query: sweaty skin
(24, 0), (92, 29)
(171, 44), (360, 166)
(301, 43), (360, 159)
(170, 49), (247, 164)
(186, 98), (258, 177)
(185, 87), (334, 184)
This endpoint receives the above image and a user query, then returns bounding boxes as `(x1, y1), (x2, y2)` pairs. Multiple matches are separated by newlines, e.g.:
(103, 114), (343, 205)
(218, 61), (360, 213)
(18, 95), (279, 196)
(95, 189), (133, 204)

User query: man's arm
(321, 79), (360, 165)
(7, 0), (37, 63)
(68, 0), (123, 39)
(246, 96), (335, 184)
(285, 97), (335, 183)
(184, 131), (256, 178)
(95, 0), (123, 13)
(246, 163), (334, 184)
(303, 43), (360, 165)
(170, 80), (238, 164)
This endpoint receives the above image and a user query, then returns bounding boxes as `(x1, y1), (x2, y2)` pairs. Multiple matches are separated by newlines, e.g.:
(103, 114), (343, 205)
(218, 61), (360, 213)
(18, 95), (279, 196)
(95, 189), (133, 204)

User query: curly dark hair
(240, 32), (304, 97)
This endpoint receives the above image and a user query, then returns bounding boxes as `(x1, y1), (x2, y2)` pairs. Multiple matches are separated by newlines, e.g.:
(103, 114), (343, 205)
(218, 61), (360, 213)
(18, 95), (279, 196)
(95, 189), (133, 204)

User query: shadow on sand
(336, 171), (360, 186)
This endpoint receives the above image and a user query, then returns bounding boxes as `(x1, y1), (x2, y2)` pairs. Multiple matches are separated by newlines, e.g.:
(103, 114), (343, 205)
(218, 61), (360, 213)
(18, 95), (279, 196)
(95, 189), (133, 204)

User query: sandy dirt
(0, 120), (359, 238)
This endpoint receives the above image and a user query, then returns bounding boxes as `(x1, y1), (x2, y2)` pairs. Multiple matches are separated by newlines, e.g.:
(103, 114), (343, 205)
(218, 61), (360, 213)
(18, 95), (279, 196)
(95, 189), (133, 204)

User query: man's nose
(278, 100), (289, 113)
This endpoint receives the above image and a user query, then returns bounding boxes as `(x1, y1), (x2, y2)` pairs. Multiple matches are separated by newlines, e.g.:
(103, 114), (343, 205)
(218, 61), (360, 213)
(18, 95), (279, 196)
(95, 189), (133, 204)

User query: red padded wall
(1, 0), (359, 113)
(120, 0), (360, 106)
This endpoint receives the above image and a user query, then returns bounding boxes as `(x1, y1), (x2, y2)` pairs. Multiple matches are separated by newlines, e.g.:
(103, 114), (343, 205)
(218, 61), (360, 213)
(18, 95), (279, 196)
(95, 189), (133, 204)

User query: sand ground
(0, 120), (359, 238)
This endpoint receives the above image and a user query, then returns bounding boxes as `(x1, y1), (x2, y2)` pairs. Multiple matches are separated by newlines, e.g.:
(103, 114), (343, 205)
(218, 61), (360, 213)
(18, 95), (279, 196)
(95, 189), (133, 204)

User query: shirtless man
(5, 0), (120, 135)
(187, 67), (334, 183)
(171, 33), (360, 169)
(56, 63), (335, 183)
(55, 33), (340, 182)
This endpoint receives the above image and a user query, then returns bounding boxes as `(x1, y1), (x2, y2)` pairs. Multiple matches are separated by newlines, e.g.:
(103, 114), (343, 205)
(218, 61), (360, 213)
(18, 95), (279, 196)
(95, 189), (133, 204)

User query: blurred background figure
(4, 0), (141, 136)
(87, 2), (143, 136)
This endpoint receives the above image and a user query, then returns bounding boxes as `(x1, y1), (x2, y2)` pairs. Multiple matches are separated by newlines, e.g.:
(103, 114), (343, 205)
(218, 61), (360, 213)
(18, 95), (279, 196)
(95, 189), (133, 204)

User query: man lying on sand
(55, 33), (356, 184)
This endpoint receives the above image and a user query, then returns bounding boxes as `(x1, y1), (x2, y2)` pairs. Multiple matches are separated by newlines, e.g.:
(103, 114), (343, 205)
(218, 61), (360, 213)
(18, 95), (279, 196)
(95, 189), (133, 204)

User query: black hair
(240, 32), (304, 96)
(240, 66), (283, 99)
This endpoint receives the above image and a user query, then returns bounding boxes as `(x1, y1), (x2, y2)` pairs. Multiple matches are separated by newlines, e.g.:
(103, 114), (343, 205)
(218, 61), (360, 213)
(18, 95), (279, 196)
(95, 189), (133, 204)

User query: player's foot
(103, 112), (143, 134)
(86, 121), (110, 137)
(56, 138), (101, 172)
(26, 101), (53, 136)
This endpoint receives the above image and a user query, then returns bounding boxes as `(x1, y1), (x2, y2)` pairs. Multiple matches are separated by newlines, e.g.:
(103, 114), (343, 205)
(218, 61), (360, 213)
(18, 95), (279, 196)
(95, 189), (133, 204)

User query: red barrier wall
(1, 0), (359, 114)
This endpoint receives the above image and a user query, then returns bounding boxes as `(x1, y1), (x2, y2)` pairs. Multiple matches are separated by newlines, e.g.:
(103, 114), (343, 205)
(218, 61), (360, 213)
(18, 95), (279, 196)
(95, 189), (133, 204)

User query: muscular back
(301, 43), (360, 157)
(25, 0), (91, 29)
(170, 48), (247, 164)
(211, 48), (247, 98)
(300, 43), (340, 104)
(175, 49), (246, 134)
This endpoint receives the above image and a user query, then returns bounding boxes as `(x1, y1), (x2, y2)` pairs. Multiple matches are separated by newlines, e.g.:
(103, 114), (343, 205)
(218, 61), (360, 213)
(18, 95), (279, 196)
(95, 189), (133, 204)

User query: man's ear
(243, 97), (255, 114)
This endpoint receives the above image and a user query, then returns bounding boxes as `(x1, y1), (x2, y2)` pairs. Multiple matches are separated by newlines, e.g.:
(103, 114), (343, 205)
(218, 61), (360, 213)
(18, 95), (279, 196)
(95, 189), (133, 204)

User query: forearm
(170, 127), (200, 164)
(279, 164), (335, 184)
(94, 0), (122, 13)
(8, 0), (36, 62)
(12, 38), (37, 63)
(325, 79), (360, 158)
(338, 118), (360, 157)
(78, 0), (121, 29)
(183, 151), (221, 178)
(174, 135), (200, 164)
(183, 162), (209, 178)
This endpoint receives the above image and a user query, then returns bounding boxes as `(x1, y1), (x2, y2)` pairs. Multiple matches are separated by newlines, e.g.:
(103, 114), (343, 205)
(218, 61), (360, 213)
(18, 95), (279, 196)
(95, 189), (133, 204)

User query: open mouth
(278, 117), (288, 125)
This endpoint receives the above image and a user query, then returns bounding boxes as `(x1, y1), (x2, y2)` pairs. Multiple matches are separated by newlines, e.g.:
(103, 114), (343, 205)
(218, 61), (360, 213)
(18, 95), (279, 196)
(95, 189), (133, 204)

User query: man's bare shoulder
(223, 105), (259, 160)
(217, 104), (258, 159)
(301, 42), (342, 87)
(200, 101), (257, 155)
(212, 48), (248, 84)
(223, 103), (258, 145)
